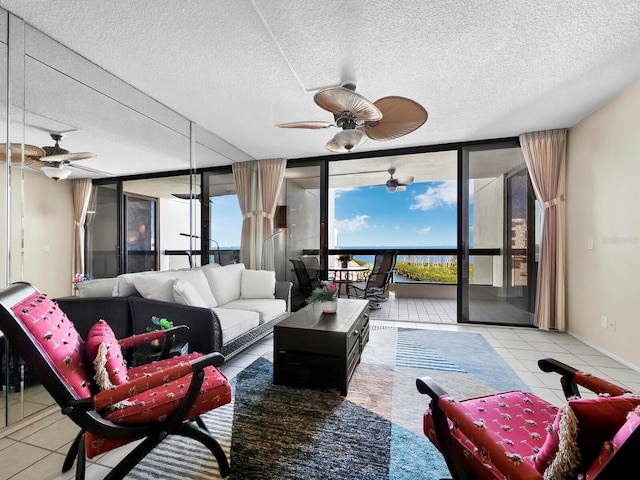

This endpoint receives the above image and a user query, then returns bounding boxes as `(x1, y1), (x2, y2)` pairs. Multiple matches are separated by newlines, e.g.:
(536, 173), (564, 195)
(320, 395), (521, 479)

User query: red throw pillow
(85, 319), (128, 389)
(535, 395), (640, 476)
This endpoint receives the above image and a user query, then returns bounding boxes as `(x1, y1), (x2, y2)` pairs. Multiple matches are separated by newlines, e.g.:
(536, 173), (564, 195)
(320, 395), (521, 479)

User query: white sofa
(66, 263), (291, 358)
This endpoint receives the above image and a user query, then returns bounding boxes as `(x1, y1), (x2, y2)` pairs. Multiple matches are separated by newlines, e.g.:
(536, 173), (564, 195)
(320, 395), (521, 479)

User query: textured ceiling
(1, 0), (640, 178)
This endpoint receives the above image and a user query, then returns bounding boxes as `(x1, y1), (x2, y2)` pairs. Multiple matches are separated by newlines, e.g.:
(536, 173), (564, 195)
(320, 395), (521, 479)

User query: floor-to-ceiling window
(460, 144), (536, 326)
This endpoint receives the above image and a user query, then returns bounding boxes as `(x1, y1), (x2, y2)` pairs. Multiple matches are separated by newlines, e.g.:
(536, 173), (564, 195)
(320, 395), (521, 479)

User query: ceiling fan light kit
(331, 129), (367, 152)
(41, 165), (72, 180)
(277, 83), (428, 153)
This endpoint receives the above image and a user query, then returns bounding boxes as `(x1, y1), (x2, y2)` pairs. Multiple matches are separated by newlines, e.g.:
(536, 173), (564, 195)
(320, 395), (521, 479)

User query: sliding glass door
(459, 144), (535, 325)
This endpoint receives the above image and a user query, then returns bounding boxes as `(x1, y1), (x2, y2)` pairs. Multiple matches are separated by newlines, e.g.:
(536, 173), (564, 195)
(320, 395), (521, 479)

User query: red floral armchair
(0, 282), (232, 480)
(417, 358), (640, 479)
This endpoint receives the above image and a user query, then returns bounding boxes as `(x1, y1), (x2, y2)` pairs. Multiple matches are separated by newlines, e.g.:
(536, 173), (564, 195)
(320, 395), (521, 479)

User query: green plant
(338, 253), (353, 263)
(306, 281), (339, 304)
(147, 315), (174, 331)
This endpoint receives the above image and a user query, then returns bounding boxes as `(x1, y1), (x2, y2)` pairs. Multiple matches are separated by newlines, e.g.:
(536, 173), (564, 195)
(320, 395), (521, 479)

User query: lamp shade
(332, 129), (367, 152)
(41, 166), (72, 180)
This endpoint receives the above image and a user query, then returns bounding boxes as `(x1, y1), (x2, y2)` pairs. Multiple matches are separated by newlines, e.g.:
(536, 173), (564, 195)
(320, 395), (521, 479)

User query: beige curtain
(259, 158), (287, 270)
(519, 129), (567, 331)
(233, 161), (260, 268)
(71, 179), (92, 277)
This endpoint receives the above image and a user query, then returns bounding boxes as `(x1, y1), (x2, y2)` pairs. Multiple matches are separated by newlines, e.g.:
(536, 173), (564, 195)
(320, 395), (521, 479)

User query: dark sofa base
(55, 281), (291, 360)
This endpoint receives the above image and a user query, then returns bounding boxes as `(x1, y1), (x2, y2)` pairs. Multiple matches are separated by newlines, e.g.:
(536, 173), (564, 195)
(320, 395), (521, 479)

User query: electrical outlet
(608, 317), (616, 331)
(601, 316), (608, 328)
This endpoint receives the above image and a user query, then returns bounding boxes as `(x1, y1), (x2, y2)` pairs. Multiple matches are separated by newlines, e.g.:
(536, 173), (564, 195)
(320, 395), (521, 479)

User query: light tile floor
(2, 303), (640, 479)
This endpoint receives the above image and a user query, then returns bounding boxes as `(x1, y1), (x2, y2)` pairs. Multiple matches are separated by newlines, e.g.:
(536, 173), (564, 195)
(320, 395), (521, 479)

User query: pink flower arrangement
(306, 281), (339, 304)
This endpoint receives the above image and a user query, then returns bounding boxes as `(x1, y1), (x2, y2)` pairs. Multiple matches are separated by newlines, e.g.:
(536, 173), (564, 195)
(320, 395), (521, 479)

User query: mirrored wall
(0, 9), (242, 427)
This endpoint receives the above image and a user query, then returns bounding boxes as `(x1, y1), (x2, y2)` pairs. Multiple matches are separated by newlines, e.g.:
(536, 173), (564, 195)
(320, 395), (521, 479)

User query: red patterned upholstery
(587, 405), (640, 478)
(424, 391), (557, 479)
(418, 359), (640, 480)
(85, 352), (231, 458)
(11, 292), (91, 399)
(0, 283), (233, 479)
(85, 319), (129, 387)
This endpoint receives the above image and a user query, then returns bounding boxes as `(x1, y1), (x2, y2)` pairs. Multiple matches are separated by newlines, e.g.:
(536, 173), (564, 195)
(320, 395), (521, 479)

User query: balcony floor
(368, 292), (533, 327)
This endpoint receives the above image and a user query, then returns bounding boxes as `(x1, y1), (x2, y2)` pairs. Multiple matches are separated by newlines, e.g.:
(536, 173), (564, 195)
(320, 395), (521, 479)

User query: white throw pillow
(132, 270), (218, 307)
(76, 278), (119, 298)
(203, 263), (245, 306)
(172, 278), (208, 308)
(133, 272), (176, 302)
(175, 269), (217, 308)
(112, 272), (145, 296)
(240, 269), (276, 299)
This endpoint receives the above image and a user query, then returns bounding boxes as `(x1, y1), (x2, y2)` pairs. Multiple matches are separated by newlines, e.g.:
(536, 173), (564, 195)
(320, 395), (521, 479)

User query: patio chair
(0, 282), (232, 480)
(417, 357), (640, 479)
(299, 255), (321, 283)
(290, 258), (320, 297)
(346, 251), (396, 308)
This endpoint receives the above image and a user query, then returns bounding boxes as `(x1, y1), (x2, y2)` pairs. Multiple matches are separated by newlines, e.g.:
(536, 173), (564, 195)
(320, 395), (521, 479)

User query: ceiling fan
(172, 193), (202, 201)
(386, 168), (414, 192)
(277, 83), (428, 153)
(0, 133), (102, 180)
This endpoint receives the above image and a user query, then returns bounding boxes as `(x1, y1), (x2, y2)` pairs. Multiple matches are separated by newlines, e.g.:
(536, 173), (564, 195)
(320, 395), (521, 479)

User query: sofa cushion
(113, 272), (145, 297)
(85, 320), (128, 390)
(76, 278), (119, 298)
(203, 263), (245, 306)
(212, 307), (259, 344)
(240, 269), (276, 299)
(222, 299), (287, 324)
(172, 278), (208, 308)
(133, 270), (217, 307)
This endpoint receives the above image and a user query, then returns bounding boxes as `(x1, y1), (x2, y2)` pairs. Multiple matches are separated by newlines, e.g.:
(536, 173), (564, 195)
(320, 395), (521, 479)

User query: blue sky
(334, 181), (465, 248)
(210, 195), (243, 248)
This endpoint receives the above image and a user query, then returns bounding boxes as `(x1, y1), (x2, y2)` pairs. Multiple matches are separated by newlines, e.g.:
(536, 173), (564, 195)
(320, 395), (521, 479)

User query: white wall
(0, 168), (74, 298)
(159, 198), (201, 270)
(567, 79), (640, 369)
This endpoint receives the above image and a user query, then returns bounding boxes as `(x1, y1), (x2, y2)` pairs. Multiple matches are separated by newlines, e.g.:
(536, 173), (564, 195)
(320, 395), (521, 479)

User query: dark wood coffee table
(273, 298), (369, 395)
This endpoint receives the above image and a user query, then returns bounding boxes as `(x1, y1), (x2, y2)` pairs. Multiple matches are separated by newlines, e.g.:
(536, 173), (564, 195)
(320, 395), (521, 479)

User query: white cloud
(418, 226), (431, 234)
(335, 215), (369, 232)
(332, 187), (357, 198)
(410, 181), (457, 211)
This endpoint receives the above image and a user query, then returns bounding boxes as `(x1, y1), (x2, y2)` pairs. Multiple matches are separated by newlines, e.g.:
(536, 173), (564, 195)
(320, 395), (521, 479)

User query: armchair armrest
(128, 297), (222, 354)
(538, 358), (630, 398)
(94, 359), (195, 410)
(118, 325), (190, 361)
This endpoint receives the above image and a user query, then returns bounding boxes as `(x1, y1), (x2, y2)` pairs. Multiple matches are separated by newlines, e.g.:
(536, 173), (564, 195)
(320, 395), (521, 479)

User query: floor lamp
(210, 239), (221, 264)
(261, 230), (284, 270)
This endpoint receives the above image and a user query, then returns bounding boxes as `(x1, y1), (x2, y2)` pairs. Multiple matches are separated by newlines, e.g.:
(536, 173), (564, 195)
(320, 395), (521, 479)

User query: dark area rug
(126, 327), (529, 480)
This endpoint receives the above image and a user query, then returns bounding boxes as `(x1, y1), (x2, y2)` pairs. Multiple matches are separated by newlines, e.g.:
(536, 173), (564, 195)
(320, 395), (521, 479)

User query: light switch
(44, 245), (50, 252)
(587, 238), (594, 250)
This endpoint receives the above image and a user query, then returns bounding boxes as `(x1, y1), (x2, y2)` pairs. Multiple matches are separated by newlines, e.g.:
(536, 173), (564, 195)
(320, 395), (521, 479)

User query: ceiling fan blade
(364, 96), (428, 141)
(276, 121), (334, 129)
(172, 193), (201, 201)
(28, 158), (112, 177)
(396, 176), (414, 186)
(69, 163), (113, 176)
(0, 143), (45, 161)
(314, 87), (382, 122)
(43, 151), (97, 162)
(396, 185), (407, 192)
